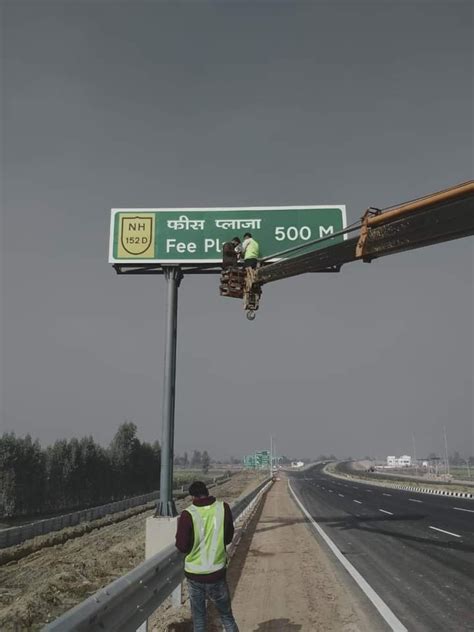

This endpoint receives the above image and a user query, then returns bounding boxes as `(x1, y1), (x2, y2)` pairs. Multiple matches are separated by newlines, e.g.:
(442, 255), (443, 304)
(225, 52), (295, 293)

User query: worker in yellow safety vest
(238, 232), (260, 269)
(175, 480), (239, 631)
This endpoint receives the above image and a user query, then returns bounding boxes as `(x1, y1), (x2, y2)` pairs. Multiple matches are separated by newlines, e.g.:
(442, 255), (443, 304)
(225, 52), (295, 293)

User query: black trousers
(243, 258), (258, 269)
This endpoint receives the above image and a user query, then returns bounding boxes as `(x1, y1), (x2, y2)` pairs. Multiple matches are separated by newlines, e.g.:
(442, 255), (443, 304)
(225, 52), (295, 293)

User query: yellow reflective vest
(184, 501), (227, 575)
(243, 238), (260, 260)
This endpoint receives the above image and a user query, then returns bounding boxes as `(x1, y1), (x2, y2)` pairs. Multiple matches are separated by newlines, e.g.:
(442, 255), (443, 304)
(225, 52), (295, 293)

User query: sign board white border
(108, 205), (347, 264)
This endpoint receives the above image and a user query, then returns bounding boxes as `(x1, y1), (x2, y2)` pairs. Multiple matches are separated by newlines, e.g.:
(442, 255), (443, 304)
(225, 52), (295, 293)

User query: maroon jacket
(175, 496), (234, 583)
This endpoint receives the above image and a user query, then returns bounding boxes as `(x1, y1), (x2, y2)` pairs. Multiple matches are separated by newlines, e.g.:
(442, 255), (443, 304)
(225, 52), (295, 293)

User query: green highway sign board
(243, 455), (256, 469)
(109, 206), (346, 264)
(244, 450), (272, 469)
(255, 450), (270, 469)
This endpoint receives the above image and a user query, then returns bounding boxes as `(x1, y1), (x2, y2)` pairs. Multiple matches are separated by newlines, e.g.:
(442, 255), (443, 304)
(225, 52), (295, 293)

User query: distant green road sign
(244, 450), (273, 469)
(109, 206), (346, 264)
(243, 455), (256, 469)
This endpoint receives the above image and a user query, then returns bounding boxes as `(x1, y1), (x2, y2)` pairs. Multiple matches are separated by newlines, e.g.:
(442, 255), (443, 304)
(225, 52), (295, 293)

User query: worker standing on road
(175, 481), (239, 632)
(237, 232), (260, 269)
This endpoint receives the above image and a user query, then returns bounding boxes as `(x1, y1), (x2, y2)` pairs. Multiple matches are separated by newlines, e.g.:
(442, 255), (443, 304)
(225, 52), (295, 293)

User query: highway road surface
(290, 464), (474, 632)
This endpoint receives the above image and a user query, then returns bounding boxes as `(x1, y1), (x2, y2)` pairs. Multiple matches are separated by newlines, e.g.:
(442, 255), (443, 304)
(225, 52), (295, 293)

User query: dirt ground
(0, 471), (266, 631)
(152, 476), (378, 632)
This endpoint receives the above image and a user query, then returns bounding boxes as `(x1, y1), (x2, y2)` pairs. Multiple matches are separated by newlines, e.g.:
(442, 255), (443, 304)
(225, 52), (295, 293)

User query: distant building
(386, 455), (412, 467)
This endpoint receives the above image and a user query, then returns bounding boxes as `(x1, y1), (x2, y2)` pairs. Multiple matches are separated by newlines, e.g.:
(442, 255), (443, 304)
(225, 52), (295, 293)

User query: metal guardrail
(43, 476), (272, 631)
(0, 492), (158, 549)
(0, 474), (233, 549)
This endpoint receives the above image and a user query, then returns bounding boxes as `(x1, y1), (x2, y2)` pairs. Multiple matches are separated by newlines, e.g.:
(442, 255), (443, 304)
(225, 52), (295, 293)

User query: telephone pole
(270, 435), (274, 477)
(412, 432), (417, 473)
(443, 426), (450, 476)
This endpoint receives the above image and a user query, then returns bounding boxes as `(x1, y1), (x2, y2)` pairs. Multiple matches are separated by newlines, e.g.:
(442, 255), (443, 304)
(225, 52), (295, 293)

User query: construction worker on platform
(175, 481), (239, 632)
(238, 232), (260, 269)
(222, 237), (241, 269)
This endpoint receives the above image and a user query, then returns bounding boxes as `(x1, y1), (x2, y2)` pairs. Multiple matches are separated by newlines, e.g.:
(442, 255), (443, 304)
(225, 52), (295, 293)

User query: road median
(325, 463), (474, 499)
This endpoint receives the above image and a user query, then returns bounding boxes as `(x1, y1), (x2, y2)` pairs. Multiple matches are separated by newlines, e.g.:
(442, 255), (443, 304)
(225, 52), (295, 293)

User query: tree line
(0, 422), (160, 518)
(174, 450), (211, 472)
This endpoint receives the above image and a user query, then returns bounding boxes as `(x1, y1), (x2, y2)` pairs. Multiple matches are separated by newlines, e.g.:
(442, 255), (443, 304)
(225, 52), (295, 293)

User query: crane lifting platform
(109, 180), (473, 515)
(219, 181), (474, 319)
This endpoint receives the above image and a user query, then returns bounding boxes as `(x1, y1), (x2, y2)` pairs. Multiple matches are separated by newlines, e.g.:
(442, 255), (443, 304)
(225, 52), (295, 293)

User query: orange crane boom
(254, 180), (473, 288)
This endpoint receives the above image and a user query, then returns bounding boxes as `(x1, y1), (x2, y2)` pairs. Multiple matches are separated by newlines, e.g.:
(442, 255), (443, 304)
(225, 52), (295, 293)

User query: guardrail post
(171, 582), (182, 608)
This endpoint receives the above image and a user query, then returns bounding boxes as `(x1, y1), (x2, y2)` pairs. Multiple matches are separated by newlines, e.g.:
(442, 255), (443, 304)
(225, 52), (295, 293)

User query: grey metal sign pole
(168, 271), (179, 501)
(156, 266), (183, 517)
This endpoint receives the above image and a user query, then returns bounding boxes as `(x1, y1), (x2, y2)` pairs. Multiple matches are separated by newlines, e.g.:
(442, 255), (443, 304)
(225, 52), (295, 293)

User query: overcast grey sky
(1, 0), (473, 461)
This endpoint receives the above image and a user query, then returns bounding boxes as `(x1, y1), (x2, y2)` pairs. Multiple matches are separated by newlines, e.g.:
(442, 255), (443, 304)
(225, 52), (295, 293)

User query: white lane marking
(329, 489), (334, 493)
(353, 500), (362, 504)
(429, 526), (461, 538)
(288, 481), (408, 632)
(453, 507), (474, 513)
(408, 499), (423, 503)
(379, 509), (394, 515)
(365, 490), (373, 493)
(338, 494), (344, 497)
(382, 493), (392, 497)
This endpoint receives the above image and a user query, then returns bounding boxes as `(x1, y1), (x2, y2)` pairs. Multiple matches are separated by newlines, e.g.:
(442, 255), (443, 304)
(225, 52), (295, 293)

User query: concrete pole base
(142, 515), (183, 627)
(145, 514), (179, 556)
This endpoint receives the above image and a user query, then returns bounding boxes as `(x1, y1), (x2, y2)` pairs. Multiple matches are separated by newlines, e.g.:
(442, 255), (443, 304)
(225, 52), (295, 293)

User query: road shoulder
(227, 476), (383, 631)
